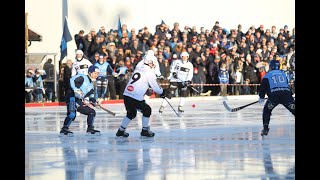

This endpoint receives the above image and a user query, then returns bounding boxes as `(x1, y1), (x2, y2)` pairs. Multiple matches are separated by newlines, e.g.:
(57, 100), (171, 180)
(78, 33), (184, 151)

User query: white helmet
(76, 49), (84, 55)
(146, 50), (154, 56)
(143, 54), (157, 68)
(180, 51), (189, 58)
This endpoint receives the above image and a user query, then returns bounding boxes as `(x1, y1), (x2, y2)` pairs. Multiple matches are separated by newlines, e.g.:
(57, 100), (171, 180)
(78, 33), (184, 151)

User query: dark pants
(106, 76), (117, 99)
(262, 92), (295, 126)
(123, 95), (152, 120)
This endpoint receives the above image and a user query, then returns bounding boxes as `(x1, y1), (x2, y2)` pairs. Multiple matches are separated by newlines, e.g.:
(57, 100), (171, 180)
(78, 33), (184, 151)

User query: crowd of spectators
(25, 21), (295, 103)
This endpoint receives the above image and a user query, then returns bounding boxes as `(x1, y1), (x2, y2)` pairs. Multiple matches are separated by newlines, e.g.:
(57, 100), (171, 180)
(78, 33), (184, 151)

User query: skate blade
(86, 132), (101, 136)
(59, 133), (74, 137)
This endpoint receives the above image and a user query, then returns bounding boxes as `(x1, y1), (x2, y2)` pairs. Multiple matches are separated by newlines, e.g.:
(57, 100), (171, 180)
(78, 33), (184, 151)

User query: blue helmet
(88, 65), (99, 74)
(269, 60), (280, 70)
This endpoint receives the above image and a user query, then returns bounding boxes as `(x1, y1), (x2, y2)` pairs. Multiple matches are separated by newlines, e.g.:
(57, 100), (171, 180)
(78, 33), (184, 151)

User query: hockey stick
(164, 97), (180, 117)
(223, 98), (267, 112)
(82, 98), (116, 116)
(95, 103), (116, 116)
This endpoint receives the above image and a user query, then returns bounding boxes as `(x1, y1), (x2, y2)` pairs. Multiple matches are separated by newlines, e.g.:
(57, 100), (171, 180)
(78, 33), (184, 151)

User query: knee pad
(126, 111), (137, 120)
(142, 105), (152, 117)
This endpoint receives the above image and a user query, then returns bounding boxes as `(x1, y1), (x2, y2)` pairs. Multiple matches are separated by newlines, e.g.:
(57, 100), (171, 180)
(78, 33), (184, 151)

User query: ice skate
(116, 129), (129, 137)
(261, 127), (270, 136)
(59, 127), (73, 137)
(86, 126), (101, 136)
(159, 106), (165, 115)
(140, 127), (155, 137)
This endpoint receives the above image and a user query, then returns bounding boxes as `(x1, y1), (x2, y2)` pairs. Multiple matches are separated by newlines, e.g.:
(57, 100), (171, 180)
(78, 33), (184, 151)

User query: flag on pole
(117, 16), (122, 38)
(60, 16), (72, 61)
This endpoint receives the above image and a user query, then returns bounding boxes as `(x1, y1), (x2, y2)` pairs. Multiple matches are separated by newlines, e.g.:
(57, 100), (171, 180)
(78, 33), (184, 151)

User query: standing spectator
(63, 59), (73, 99)
(74, 30), (85, 51)
(33, 69), (47, 102)
(25, 69), (35, 103)
(218, 62), (229, 96)
(43, 58), (55, 102)
(115, 60), (129, 99)
(191, 67), (201, 96)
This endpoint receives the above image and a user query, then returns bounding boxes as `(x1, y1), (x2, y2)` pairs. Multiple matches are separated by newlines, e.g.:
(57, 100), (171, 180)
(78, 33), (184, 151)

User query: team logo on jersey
(127, 85), (134, 91)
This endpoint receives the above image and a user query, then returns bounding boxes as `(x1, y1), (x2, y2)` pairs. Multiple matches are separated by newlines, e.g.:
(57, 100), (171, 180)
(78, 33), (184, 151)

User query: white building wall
(25, 0), (295, 61)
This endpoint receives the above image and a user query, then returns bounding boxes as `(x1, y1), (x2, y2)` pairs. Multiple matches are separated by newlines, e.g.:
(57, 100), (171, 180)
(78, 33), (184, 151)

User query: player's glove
(185, 80), (192, 87)
(160, 89), (172, 99)
(172, 72), (178, 79)
(157, 75), (164, 80)
(74, 89), (84, 99)
(258, 98), (265, 104)
(145, 88), (153, 96)
(89, 98), (97, 107)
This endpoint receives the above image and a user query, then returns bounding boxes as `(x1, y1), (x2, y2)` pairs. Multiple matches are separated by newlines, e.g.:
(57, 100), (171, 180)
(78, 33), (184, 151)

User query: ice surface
(25, 95), (295, 180)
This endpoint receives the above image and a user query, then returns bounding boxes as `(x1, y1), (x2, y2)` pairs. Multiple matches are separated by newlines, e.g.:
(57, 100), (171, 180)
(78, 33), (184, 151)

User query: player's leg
(137, 100), (154, 137)
(281, 95), (295, 116)
(60, 96), (76, 136)
(261, 98), (279, 136)
(178, 82), (188, 113)
(116, 95), (137, 137)
(77, 105), (100, 135)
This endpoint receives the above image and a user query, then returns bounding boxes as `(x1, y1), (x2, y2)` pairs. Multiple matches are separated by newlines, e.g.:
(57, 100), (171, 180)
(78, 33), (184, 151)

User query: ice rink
(25, 95), (295, 180)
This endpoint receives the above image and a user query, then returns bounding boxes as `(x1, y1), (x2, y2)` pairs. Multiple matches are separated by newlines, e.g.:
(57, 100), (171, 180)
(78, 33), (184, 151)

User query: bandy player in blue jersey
(258, 60), (295, 136)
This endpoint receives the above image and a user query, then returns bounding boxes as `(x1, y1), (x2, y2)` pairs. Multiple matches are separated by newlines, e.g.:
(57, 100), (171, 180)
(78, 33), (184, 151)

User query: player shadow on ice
(261, 142), (295, 179)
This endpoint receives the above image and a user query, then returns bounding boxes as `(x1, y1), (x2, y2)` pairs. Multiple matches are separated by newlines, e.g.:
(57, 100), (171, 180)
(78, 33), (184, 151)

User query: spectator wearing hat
(155, 23), (167, 41)
(106, 42), (117, 58)
(89, 28), (97, 40)
(208, 56), (221, 95)
(88, 36), (102, 59)
(97, 26), (107, 39)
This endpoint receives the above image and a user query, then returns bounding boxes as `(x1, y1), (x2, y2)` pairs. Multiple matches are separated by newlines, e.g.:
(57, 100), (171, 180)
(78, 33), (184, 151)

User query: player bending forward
(159, 51), (193, 116)
(60, 65), (101, 136)
(258, 60), (295, 136)
(116, 53), (171, 137)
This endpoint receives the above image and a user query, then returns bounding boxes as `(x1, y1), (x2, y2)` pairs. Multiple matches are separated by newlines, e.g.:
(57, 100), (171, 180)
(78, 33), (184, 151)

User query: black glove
(172, 72), (178, 78)
(145, 88), (153, 96)
(89, 98), (97, 107)
(185, 80), (192, 87)
(160, 89), (172, 99)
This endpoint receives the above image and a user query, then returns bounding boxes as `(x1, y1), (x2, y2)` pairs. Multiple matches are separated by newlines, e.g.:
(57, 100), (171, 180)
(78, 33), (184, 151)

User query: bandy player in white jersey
(71, 50), (93, 76)
(116, 53), (171, 138)
(159, 51), (193, 115)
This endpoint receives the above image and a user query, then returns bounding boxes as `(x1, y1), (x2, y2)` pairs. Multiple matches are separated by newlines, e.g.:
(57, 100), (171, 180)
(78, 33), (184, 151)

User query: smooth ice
(25, 95), (295, 180)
